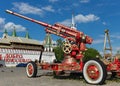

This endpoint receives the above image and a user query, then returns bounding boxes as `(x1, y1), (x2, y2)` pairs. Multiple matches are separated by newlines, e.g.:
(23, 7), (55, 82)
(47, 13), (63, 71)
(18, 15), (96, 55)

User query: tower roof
(2, 29), (8, 38)
(43, 33), (52, 47)
(12, 28), (17, 37)
(25, 31), (30, 39)
(4, 29), (8, 34)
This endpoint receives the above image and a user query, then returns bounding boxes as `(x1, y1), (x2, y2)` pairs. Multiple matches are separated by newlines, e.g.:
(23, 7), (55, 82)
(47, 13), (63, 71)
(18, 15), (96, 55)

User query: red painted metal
(28, 64), (33, 75)
(87, 65), (100, 80)
(106, 57), (120, 72)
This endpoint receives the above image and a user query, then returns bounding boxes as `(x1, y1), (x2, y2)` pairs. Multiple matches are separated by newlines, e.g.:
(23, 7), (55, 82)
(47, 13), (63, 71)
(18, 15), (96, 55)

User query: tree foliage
(83, 47), (102, 61)
(53, 38), (64, 61)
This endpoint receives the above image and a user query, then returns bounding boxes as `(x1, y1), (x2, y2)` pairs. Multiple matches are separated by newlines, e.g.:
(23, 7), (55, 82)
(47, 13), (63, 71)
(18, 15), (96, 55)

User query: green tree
(83, 47), (102, 61)
(53, 38), (64, 61)
(56, 38), (63, 47)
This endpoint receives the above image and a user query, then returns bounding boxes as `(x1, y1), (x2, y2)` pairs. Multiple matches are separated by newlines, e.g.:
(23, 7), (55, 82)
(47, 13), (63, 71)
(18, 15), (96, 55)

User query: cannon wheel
(26, 61), (37, 78)
(83, 59), (107, 85)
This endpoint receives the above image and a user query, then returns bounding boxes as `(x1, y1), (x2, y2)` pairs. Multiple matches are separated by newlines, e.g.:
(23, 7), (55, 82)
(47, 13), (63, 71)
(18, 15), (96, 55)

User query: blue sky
(0, 0), (120, 55)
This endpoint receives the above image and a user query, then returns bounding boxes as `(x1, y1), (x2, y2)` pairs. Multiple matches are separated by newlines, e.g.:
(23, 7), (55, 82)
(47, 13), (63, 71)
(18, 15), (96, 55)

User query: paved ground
(0, 67), (120, 86)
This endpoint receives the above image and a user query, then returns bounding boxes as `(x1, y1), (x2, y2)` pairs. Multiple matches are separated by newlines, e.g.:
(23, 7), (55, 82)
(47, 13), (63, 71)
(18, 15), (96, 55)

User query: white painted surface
(41, 52), (56, 63)
(0, 48), (56, 67)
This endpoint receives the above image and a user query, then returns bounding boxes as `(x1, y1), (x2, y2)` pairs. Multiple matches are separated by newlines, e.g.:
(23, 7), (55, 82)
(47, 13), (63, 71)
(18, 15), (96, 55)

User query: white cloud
(0, 17), (27, 32)
(0, 18), (5, 31)
(73, 0), (90, 7)
(49, 0), (58, 3)
(75, 14), (99, 23)
(110, 46), (120, 55)
(12, 2), (43, 15)
(60, 19), (71, 26)
(114, 47), (120, 51)
(111, 34), (120, 39)
(0, 18), (5, 24)
(12, 2), (55, 16)
(80, 0), (90, 3)
(42, 5), (55, 12)
(93, 37), (114, 45)
(4, 22), (26, 32)
(60, 14), (99, 26)
(102, 22), (107, 25)
(92, 39), (103, 44)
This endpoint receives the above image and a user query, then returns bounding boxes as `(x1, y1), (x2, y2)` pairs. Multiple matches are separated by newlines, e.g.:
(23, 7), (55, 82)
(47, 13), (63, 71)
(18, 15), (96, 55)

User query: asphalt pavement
(0, 67), (120, 86)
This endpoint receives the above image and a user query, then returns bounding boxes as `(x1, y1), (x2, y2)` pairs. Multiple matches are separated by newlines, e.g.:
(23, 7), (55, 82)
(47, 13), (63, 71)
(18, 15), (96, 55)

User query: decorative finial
(25, 31), (30, 39)
(12, 26), (17, 37)
(71, 12), (77, 30)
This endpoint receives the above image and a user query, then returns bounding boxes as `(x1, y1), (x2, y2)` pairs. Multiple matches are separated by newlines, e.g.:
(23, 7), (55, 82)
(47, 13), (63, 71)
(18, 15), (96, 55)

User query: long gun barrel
(6, 9), (92, 44)
(6, 10), (53, 28)
(6, 10), (76, 37)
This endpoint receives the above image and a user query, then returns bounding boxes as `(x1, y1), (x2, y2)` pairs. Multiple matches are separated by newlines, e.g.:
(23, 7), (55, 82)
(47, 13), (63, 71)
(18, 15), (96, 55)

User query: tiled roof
(0, 35), (42, 45)
(0, 38), (10, 44)
(43, 33), (52, 47)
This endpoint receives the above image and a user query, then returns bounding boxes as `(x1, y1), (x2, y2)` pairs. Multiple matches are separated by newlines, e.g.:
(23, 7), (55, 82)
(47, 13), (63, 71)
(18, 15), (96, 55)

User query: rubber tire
(26, 61), (37, 78)
(83, 58), (107, 85)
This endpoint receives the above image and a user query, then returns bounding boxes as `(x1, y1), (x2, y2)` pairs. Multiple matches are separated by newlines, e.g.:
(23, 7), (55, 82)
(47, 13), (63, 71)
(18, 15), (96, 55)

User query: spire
(71, 13), (77, 30)
(44, 33), (52, 46)
(4, 29), (8, 34)
(25, 31), (30, 39)
(12, 26), (17, 37)
(2, 29), (8, 38)
(43, 33), (53, 52)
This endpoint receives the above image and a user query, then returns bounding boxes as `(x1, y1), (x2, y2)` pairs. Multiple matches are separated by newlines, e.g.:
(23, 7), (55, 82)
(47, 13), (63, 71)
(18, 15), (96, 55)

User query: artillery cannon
(6, 10), (119, 85)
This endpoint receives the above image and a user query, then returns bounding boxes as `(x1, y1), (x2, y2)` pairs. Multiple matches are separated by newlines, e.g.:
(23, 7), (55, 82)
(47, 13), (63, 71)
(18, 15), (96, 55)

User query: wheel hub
(87, 65), (100, 80)
(28, 64), (33, 75)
